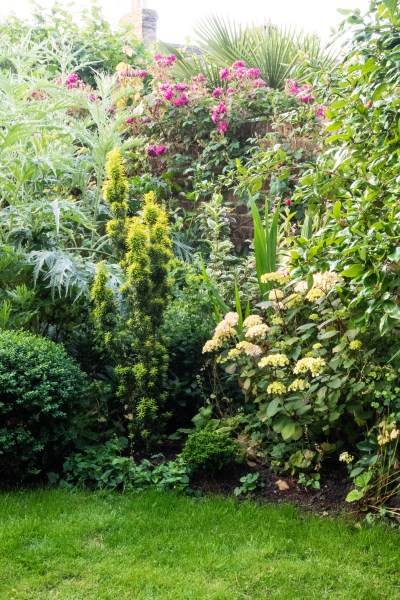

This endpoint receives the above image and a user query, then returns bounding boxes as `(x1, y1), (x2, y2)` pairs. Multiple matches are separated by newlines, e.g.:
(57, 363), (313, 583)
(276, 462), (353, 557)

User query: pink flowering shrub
(111, 53), (324, 200)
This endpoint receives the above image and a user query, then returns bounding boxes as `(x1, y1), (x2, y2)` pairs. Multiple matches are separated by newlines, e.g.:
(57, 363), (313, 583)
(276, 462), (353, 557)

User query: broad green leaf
(346, 489), (364, 502)
(332, 201), (341, 220)
(266, 398), (281, 418)
(341, 264), (364, 277)
(372, 83), (387, 101)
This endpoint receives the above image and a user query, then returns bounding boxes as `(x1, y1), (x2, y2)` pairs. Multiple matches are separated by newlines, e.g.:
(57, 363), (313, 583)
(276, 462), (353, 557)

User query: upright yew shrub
(92, 148), (172, 449)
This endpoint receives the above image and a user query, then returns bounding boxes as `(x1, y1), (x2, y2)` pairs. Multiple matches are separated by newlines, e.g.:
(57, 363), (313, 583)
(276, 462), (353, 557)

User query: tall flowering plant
(202, 267), (399, 474)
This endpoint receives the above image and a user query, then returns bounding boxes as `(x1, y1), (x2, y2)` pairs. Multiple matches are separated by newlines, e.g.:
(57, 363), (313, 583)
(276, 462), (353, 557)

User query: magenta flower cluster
(64, 73), (88, 90)
(119, 69), (149, 79)
(219, 61), (265, 87)
(154, 53), (177, 67)
(146, 144), (167, 157)
(211, 102), (229, 134)
(286, 80), (315, 103)
(159, 82), (190, 105)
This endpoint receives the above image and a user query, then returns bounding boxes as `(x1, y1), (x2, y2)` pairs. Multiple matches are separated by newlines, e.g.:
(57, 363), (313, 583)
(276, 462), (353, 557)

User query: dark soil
(193, 462), (354, 516)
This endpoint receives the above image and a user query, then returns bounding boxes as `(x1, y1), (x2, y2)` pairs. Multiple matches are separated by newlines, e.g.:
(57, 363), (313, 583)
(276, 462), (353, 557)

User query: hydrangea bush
(203, 267), (400, 476)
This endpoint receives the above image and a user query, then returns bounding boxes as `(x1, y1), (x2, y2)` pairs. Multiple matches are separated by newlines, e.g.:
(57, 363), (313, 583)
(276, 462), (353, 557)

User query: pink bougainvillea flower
(285, 198), (291, 206)
(212, 87), (223, 97)
(233, 60), (246, 69)
(193, 73), (206, 83)
(166, 54), (177, 65)
(125, 117), (136, 124)
(217, 102), (227, 113)
(155, 145), (167, 155)
(316, 105), (327, 117)
(88, 93), (97, 102)
(220, 67), (231, 80)
(211, 111), (219, 124)
(154, 53), (163, 61)
(247, 68), (262, 78)
(301, 94), (314, 103)
(175, 83), (189, 91)
(159, 83), (171, 91)
(164, 89), (174, 100)
(252, 78), (266, 88)
(218, 121), (229, 134)
(173, 93), (189, 106)
(235, 67), (248, 78)
(226, 87), (235, 95)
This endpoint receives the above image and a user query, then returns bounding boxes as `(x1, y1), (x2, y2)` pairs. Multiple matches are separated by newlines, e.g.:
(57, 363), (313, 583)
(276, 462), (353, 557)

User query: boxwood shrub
(0, 330), (89, 479)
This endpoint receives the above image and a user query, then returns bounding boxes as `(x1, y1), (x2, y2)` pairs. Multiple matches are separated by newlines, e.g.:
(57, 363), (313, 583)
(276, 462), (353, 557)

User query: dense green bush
(181, 425), (242, 473)
(0, 330), (89, 478)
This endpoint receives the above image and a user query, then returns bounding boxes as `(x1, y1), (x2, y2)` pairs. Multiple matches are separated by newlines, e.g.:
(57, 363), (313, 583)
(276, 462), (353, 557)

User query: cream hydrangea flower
(268, 289), (284, 301)
(202, 338), (221, 353)
(236, 341), (263, 357)
(305, 288), (324, 302)
(261, 268), (290, 285)
(288, 378), (310, 392)
(259, 354), (289, 368)
(294, 281), (308, 293)
(202, 311), (239, 353)
(243, 315), (263, 328)
(339, 451), (354, 464)
(267, 381), (286, 395)
(293, 357), (325, 377)
(245, 324), (269, 340)
(313, 271), (340, 292)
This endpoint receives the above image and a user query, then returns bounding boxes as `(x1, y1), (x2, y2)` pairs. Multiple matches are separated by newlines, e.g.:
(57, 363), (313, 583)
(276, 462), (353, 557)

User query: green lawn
(0, 490), (399, 599)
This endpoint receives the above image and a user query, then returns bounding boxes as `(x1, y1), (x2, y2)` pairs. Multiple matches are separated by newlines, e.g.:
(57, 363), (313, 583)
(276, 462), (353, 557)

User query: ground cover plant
(0, 489), (399, 600)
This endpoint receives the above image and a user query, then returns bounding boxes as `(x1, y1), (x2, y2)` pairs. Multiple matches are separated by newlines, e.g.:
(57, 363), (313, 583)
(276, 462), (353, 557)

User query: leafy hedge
(0, 330), (89, 479)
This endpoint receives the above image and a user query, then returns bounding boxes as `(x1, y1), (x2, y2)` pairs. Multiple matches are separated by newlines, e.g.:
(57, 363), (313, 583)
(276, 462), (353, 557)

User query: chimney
(131, 0), (158, 46)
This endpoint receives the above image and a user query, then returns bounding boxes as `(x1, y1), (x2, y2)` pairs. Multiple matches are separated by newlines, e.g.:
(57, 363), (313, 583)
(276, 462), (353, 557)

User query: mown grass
(0, 489), (399, 600)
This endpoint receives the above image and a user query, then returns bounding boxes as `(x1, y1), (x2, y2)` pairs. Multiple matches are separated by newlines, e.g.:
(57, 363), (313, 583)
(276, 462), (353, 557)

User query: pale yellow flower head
(259, 354), (289, 368)
(288, 378), (310, 392)
(268, 289), (284, 301)
(294, 281), (308, 293)
(339, 451), (354, 464)
(313, 271), (340, 292)
(243, 315), (263, 328)
(305, 288), (325, 302)
(349, 340), (362, 351)
(293, 357), (325, 377)
(261, 268), (290, 285)
(236, 341), (263, 358)
(267, 381), (286, 395)
(202, 338), (221, 353)
(245, 324), (269, 340)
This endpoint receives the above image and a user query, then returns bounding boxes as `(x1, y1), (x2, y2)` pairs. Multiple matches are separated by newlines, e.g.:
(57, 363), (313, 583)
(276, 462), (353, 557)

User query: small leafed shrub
(181, 426), (242, 473)
(0, 330), (89, 478)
